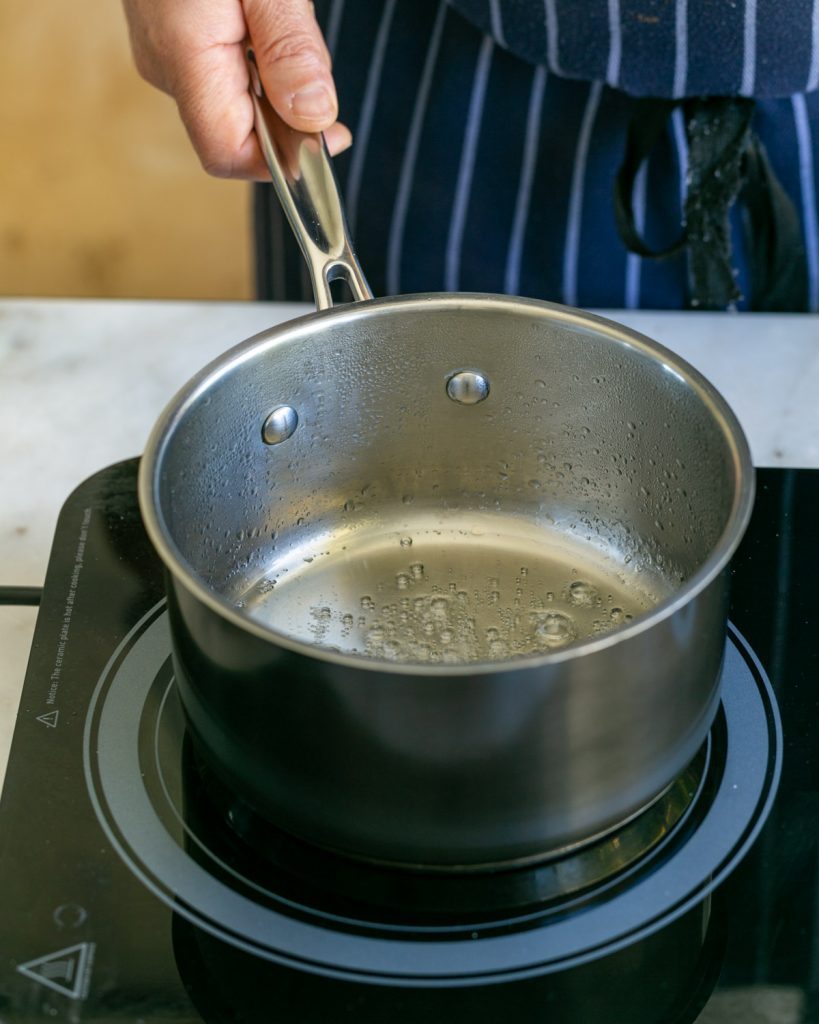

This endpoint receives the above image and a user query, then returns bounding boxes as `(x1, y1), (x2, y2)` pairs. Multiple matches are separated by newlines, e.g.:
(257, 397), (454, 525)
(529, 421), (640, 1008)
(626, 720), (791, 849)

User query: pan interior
(236, 511), (668, 663)
(153, 298), (743, 667)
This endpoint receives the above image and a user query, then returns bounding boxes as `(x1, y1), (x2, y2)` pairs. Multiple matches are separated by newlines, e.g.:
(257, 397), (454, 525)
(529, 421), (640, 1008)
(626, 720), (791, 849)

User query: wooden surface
(0, 0), (252, 300)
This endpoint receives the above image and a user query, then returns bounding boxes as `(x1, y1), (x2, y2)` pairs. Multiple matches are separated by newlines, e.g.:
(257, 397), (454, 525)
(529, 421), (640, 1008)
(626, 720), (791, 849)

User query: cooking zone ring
(83, 603), (781, 986)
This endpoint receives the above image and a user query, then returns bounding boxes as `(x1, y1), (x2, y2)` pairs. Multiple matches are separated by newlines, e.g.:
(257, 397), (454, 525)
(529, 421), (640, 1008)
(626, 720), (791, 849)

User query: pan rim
(138, 292), (755, 677)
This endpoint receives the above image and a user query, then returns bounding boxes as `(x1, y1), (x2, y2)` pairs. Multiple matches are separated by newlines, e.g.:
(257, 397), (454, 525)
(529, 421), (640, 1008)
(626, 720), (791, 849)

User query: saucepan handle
(247, 47), (373, 311)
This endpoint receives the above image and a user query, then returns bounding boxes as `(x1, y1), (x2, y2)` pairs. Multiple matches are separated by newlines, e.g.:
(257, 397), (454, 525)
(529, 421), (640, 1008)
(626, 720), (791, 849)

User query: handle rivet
(262, 405), (299, 445)
(446, 371), (490, 405)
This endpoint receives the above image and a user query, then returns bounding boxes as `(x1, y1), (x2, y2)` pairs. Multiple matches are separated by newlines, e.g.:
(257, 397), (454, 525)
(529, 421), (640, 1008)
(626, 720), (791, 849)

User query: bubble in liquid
(439, 629), (454, 644)
(396, 573), (411, 590)
(400, 536), (413, 548)
(568, 580), (596, 606)
(342, 614), (354, 628)
(535, 612), (577, 648)
(360, 595), (375, 611)
(409, 563), (425, 580)
(610, 607), (625, 623)
(430, 597), (449, 616)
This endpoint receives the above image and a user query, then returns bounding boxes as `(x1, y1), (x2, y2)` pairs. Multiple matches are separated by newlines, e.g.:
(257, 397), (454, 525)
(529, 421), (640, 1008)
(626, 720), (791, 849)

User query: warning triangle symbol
(17, 942), (94, 1000)
(36, 710), (59, 728)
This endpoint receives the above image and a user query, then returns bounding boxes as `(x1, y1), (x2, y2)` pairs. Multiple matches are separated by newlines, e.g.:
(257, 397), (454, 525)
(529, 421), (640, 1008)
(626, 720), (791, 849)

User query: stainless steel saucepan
(138, 53), (754, 869)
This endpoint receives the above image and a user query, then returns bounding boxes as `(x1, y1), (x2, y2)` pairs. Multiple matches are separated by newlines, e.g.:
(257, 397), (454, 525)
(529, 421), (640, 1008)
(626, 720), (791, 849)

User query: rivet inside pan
(446, 370), (490, 405)
(262, 405), (299, 445)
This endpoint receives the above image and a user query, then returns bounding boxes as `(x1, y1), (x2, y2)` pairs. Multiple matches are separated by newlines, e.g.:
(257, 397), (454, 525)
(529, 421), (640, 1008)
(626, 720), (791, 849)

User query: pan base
(237, 513), (672, 663)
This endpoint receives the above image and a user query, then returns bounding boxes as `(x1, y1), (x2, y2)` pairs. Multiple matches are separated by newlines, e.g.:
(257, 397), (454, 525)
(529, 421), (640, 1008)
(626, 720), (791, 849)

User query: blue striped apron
(254, 0), (819, 311)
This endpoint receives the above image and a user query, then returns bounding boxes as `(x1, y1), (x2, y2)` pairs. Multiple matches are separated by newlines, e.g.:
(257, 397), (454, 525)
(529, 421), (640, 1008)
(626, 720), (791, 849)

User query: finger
(172, 45), (350, 178)
(244, 0), (338, 133)
(308, 0), (334, 70)
(172, 41), (264, 178)
(122, 0), (248, 94)
(324, 121), (352, 157)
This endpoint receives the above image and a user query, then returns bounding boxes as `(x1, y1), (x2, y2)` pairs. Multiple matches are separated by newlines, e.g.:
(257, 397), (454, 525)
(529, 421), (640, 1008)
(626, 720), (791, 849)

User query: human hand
(122, 0), (352, 180)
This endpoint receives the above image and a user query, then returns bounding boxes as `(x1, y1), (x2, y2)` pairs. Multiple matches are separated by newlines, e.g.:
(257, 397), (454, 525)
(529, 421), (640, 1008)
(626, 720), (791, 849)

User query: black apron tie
(614, 96), (807, 312)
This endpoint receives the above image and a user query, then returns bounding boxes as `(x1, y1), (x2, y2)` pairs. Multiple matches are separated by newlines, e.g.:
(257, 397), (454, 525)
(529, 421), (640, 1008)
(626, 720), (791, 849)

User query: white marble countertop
(2, 297), (819, 789)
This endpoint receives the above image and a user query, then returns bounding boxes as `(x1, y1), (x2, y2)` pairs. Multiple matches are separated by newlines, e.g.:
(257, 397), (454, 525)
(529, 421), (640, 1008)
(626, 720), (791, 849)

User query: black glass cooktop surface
(0, 460), (814, 1023)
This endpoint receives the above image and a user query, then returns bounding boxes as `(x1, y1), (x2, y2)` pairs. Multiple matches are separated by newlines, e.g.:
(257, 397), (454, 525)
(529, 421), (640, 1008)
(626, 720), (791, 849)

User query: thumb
(244, 0), (338, 133)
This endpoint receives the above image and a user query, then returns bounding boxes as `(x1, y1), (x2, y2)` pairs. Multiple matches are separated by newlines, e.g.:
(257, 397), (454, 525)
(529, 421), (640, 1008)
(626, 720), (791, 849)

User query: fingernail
(291, 83), (335, 121)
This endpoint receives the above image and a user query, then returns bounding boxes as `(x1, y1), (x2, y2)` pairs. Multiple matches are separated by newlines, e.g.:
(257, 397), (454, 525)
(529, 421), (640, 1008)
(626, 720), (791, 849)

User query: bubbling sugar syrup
(238, 521), (670, 664)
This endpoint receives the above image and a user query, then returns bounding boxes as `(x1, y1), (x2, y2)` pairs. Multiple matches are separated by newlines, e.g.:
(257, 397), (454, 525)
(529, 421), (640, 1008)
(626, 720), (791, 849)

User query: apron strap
(614, 96), (807, 312)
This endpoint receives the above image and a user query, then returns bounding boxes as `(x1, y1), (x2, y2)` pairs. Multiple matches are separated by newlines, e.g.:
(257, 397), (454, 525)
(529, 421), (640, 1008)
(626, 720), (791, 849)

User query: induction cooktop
(0, 460), (813, 1023)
